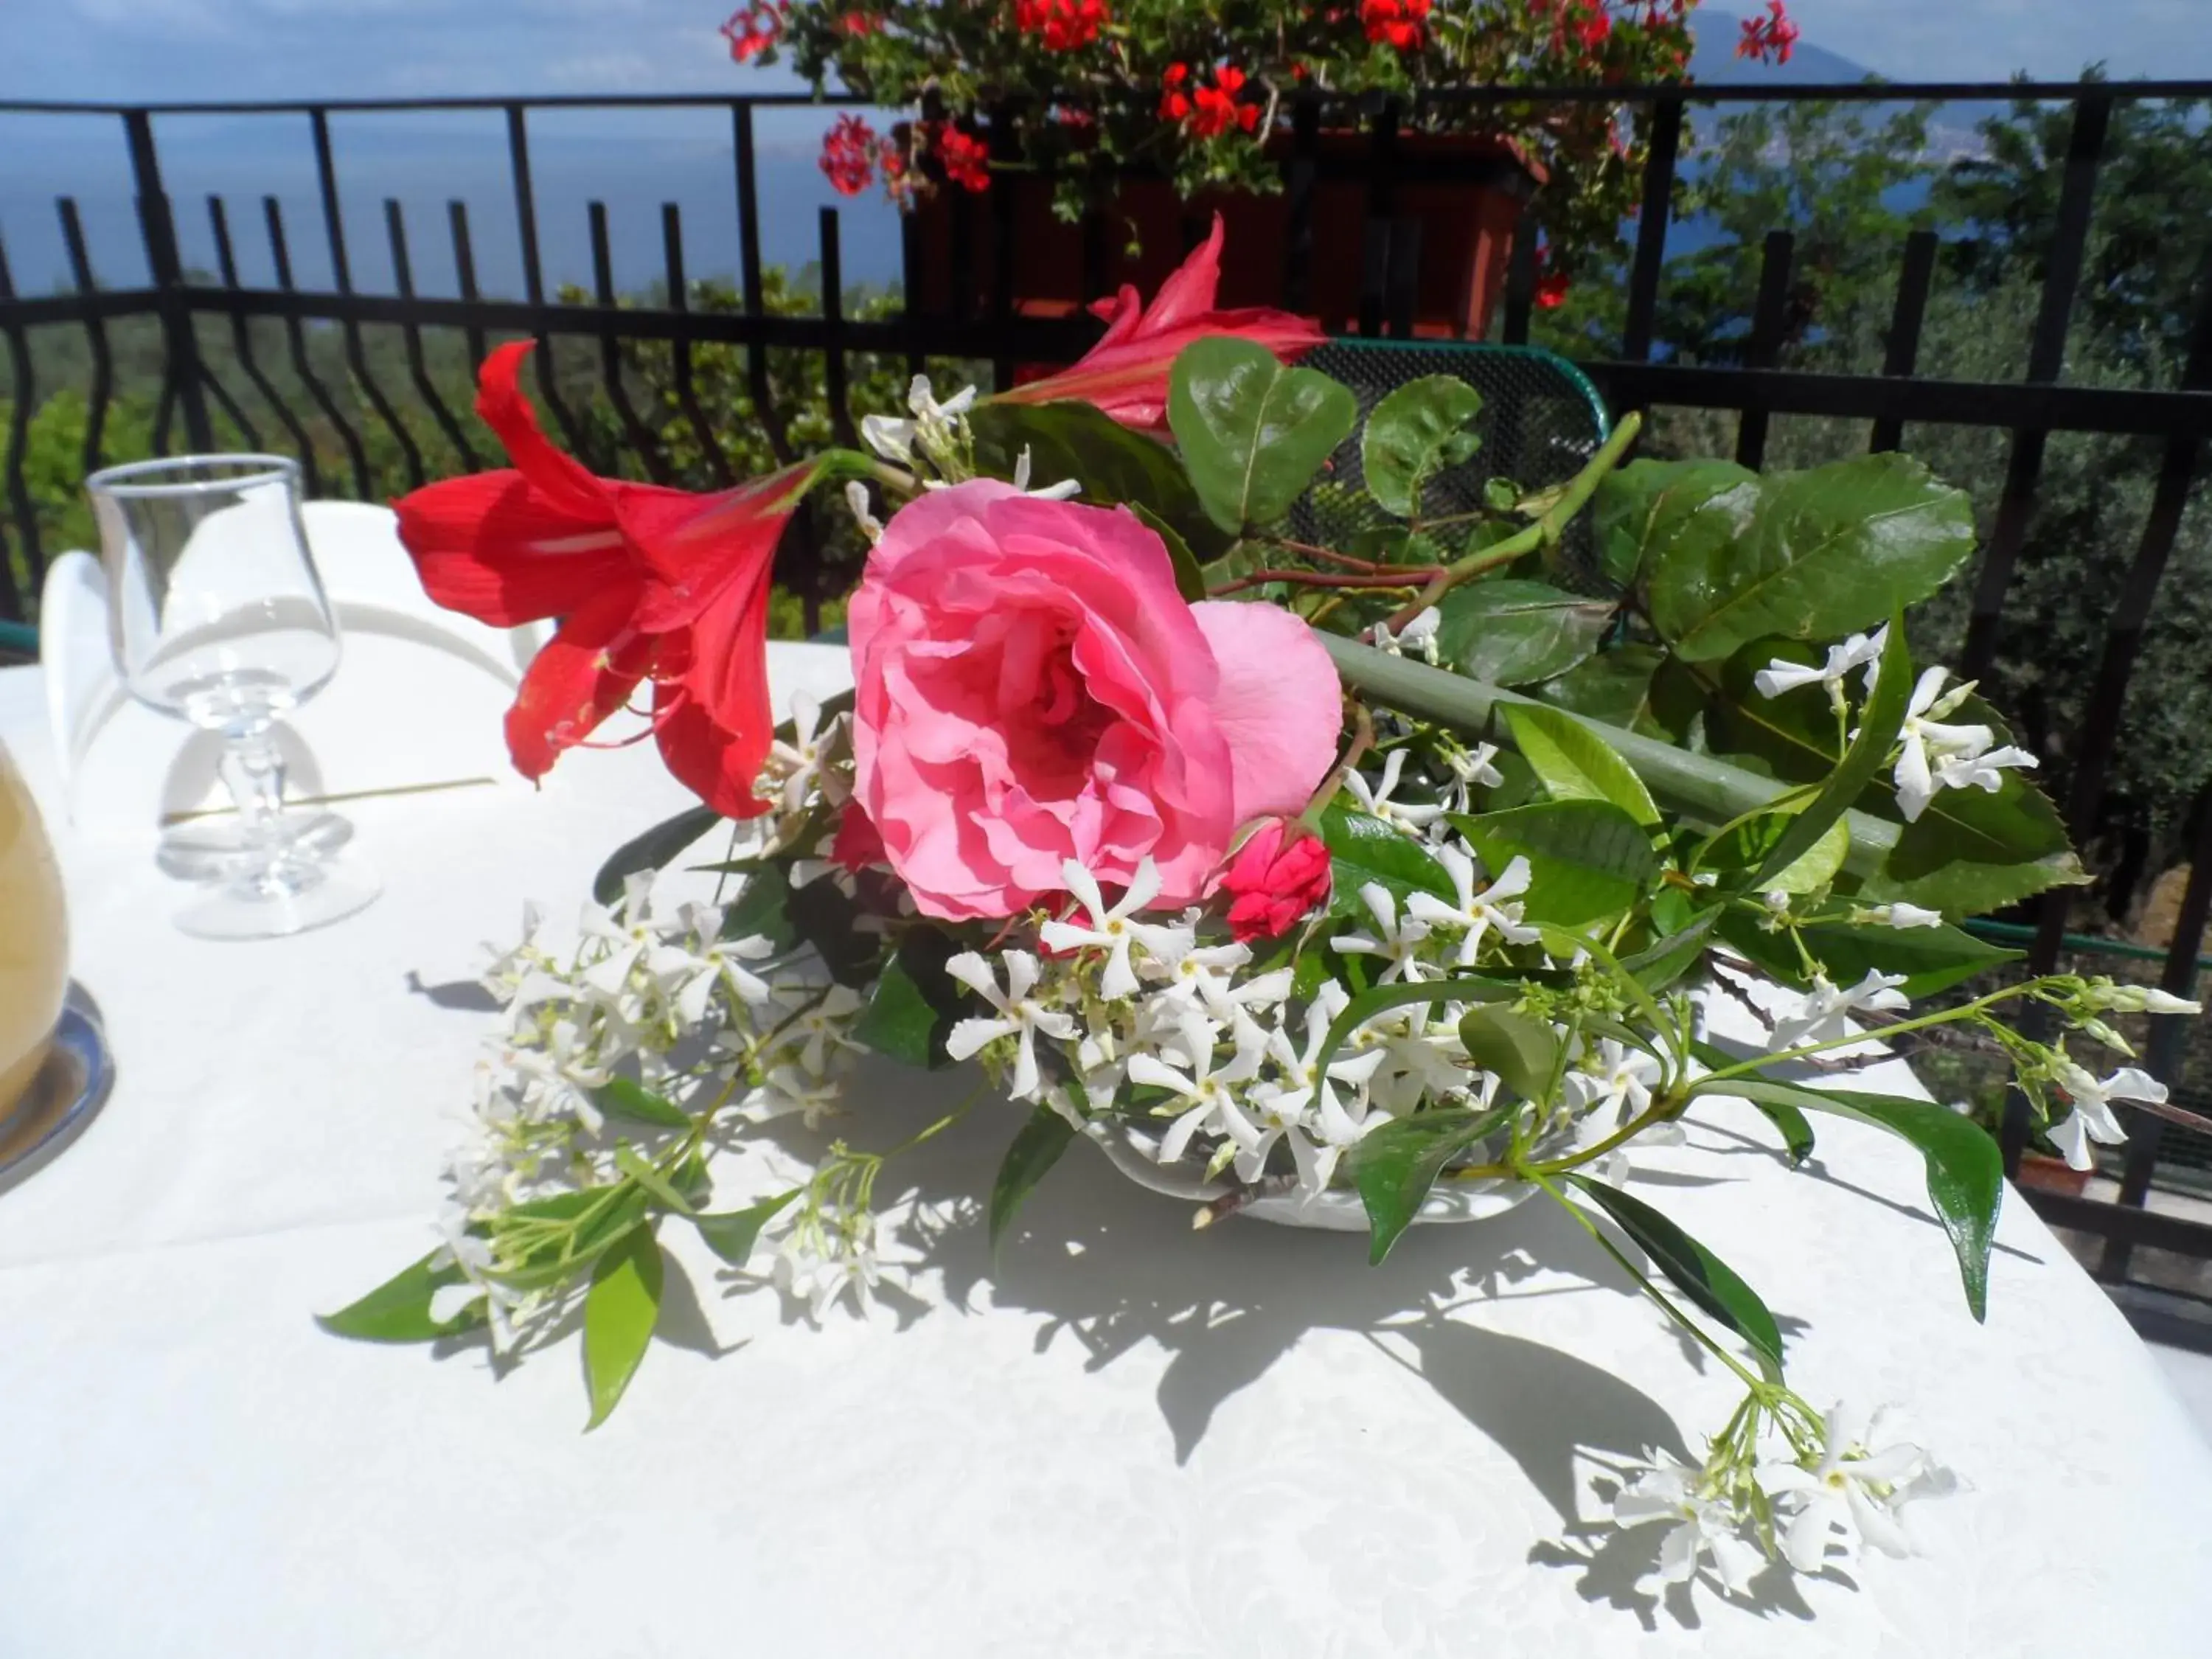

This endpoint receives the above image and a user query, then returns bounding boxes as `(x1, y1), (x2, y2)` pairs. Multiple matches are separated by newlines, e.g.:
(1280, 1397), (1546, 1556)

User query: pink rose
(1220, 817), (1334, 942)
(846, 481), (1343, 921)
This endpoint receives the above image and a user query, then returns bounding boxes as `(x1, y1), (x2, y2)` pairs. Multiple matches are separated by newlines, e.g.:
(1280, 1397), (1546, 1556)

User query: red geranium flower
(1534, 270), (1571, 310)
(1015, 0), (1108, 51)
(994, 212), (1326, 430)
(1158, 62), (1192, 122)
(936, 124), (991, 192)
(1185, 64), (1258, 139)
(1736, 0), (1800, 64)
(819, 114), (880, 196)
(392, 343), (829, 818)
(719, 1), (786, 63)
(1361, 0), (1432, 51)
(838, 8), (880, 35)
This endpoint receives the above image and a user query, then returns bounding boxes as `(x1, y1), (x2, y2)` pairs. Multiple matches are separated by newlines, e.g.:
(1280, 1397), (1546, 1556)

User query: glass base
(173, 854), (381, 941)
(158, 810), (353, 883)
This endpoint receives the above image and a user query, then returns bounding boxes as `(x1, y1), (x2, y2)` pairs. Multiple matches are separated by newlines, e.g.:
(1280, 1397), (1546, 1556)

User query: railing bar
(448, 200), (488, 375)
(1734, 229), (1795, 470)
(1871, 228), (1938, 453)
(661, 202), (732, 487)
(122, 107), (212, 451)
(898, 180), (926, 381)
(386, 199), (479, 469)
(209, 195), (321, 493)
(58, 197), (114, 480)
(1357, 100), (1401, 339)
(311, 108), (424, 490)
(0, 230), (36, 617)
(506, 104), (588, 461)
(987, 105), (1017, 393)
(1282, 94), (1320, 316)
(588, 201), (671, 484)
(731, 102), (792, 467)
(1959, 91), (2112, 681)
(1386, 215), (1421, 341)
(1621, 96), (1683, 366)
(266, 193), (371, 496)
(818, 206), (858, 453)
(1499, 221), (1537, 347)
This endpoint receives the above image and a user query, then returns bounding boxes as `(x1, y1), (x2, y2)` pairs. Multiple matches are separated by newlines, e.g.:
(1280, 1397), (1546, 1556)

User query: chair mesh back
(1291, 341), (1613, 593)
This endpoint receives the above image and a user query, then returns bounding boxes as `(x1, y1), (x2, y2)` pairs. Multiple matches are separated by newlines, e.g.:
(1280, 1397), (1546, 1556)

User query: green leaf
(317, 1251), (485, 1343)
(1435, 580), (1616, 687)
(988, 1102), (1080, 1250)
(723, 861), (797, 950)
(1618, 906), (1722, 993)
(1565, 1175), (1786, 1379)
(1701, 812), (1849, 896)
(593, 805), (722, 907)
(1594, 457), (1761, 591)
(1502, 703), (1662, 827)
(851, 928), (970, 1068)
(1455, 801), (1656, 927)
(1532, 645), (1686, 741)
(1723, 1079), (2001, 1321)
(1130, 501), (1208, 603)
(1650, 454), (1976, 664)
(1349, 1104), (1513, 1265)
(1360, 374), (1484, 518)
(1455, 1004), (1562, 1104)
(591, 1077), (692, 1130)
(1716, 911), (2022, 998)
(1753, 1098), (1817, 1166)
(1348, 524), (1445, 567)
(1754, 618), (1910, 887)
(490, 1185), (653, 1293)
(786, 872), (884, 988)
(614, 1145), (697, 1216)
(693, 1190), (799, 1266)
(583, 1225), (664, 1430)
(1318, 799), (1455, 911)
(1168, 337), (1359, 532)
(970, 398), (1231, 559)
(1310, 973), (1524, 1082)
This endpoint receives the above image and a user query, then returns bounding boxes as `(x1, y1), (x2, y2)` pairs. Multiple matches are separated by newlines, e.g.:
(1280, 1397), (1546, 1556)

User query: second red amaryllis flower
(392, 341), (828, 818)
(992, 212), (1326, 430)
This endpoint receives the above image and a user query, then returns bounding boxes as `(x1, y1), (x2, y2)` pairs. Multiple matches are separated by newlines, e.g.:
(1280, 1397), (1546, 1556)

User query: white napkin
(40, 501), (548, 844)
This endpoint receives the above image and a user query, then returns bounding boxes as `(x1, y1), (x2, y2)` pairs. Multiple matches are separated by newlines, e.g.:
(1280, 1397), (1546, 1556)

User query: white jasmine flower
(1011, 445), (1082, 500)
(1039, 857), (1171, 1001)
(1330, 882), (1436, 984)
(784, 983), (866, 1077)
(1130, 1019), (1265, 1166)
(1753, 626), (1888, 703)
(2046, 1054), (2166, 1170)
(944, 950), (1079, 1101)
(844, 479), (883, 541)
(1851, 901), (1946, 930)
(860, 412), (915, 465)
(1769, 970), (1910, 1051)
(1405, 846), (1538, 965)
(1893, 667), (1998, 822)
(2087, 981), (2200, 1016)
(774, 1214), (901, 1322)
(1930, 743), (2039, 799)
(1759, 1402), (1930, 1572)
(1565, 1037), (1662, 1128)
(1369, 607), (1442, 664)
(1265, 987), (1390, 1164)
(1144, 935), (1255, 1006)
(747, 1064), (845, 1129)
(1610, 1451), (1764, 1597)
(480, 901), (547, 996)
(759, 693), (844, 818)
(1342, 748), (1447, 835)
(1439, 740), (1504, 811)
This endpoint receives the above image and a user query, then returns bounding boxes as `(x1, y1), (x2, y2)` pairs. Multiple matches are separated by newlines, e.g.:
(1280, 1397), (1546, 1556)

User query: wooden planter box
(903, 131), (1544, 341)
(2016, 1152), (2097, 1198)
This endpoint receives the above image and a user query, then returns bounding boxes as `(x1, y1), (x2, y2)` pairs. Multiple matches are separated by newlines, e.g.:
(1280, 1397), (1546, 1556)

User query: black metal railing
(4, 83), (2212, 1329)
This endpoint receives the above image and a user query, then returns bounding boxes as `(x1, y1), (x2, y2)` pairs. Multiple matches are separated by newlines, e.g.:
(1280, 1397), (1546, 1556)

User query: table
(4, 647), (2210, 1659)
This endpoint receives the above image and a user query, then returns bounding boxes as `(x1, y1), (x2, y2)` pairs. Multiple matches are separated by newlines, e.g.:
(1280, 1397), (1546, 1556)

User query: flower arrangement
(327, 221), (2208, 1604)
(731, 1), (1798, 275)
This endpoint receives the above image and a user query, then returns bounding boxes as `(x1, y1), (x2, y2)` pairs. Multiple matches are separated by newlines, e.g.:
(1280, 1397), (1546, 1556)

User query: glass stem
(218, 727), (288, 849)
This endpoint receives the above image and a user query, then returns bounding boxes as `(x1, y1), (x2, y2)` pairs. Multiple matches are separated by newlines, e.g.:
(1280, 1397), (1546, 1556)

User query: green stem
(1318, 634), (1902, 876)
(1691, 981), (2042, 1088)
(1382, 411), (1644, 634)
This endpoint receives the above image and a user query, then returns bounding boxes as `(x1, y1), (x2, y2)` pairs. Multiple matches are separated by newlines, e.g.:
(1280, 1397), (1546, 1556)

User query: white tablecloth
(3, 647), (2209, 1659)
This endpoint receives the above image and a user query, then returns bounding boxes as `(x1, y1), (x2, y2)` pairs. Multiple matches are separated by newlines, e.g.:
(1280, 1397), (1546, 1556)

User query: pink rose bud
(1220, 818), (1333, 943)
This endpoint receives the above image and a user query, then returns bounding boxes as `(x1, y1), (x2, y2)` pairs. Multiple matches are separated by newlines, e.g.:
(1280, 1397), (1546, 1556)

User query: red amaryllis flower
(1220, 818), (1332, 942)
(393, 342), (827, 818)
(993, 213), (1327, 429)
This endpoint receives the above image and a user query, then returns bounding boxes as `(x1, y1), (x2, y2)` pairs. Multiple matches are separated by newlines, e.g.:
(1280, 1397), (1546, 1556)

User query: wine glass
(87, 454), (378, 939)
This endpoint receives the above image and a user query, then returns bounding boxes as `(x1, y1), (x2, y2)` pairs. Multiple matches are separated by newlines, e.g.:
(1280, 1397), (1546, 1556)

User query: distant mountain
(1688, 8), (1888, 86)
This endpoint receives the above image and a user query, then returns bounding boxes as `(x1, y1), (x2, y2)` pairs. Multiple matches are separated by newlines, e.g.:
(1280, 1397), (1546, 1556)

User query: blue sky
(0, 1), (2202, 103)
